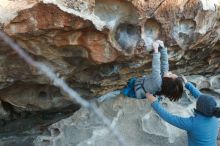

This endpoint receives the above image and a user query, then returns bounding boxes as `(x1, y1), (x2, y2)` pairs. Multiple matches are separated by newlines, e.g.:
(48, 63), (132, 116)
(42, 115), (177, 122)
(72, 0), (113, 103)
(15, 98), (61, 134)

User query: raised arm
(185, 82), (202, 99)
(160, 47), (169, 77)
(151, 100), (193, 131)
(152, 53), (162, 80)
(154, 40), (169, 77)
(152, 41), (162, 87)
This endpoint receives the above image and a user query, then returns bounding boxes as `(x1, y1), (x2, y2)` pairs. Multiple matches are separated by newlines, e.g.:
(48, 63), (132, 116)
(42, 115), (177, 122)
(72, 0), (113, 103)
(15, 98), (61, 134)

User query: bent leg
(121, 77), (136, 98)
(97, 90), (121, 103)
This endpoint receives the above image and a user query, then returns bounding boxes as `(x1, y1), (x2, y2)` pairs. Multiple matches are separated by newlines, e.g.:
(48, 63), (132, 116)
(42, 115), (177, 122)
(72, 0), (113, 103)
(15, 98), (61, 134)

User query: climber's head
(160, 72), (183, 101)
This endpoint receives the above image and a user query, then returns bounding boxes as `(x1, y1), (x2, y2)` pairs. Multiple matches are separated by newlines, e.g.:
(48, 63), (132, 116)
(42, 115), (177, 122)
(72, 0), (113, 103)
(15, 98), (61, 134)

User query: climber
(121, 40), (183, 101)
(146, 76), (220, 146)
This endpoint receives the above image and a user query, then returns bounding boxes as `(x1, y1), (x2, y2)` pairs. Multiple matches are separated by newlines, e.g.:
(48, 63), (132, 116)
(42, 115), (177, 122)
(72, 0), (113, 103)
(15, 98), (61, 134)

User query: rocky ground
(0, 75), (219, 146)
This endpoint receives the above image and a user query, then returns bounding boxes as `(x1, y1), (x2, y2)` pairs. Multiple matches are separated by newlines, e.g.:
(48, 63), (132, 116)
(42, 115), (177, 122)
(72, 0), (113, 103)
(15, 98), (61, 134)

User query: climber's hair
(213, 107), (220, 118)
(157, 77), (183, 101)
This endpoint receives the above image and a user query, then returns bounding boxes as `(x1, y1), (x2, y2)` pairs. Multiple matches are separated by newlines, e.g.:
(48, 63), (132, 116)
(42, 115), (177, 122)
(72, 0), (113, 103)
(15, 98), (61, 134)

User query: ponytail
(213, 107), (220, 118)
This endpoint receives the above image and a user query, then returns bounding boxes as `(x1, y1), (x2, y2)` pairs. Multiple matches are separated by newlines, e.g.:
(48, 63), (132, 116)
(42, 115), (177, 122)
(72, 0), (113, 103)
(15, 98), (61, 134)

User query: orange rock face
(4, 3), (119, 64)
(0, 0), (219, 111)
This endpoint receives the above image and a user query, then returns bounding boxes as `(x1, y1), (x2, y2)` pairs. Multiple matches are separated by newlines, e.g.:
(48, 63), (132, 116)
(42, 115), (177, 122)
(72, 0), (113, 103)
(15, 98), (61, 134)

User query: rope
(0, 31), (128, 146)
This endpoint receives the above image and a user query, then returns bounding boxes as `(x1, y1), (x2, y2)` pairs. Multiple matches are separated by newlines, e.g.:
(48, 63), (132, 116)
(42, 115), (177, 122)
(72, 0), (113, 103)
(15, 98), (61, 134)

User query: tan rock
(0, 0), (219, 110)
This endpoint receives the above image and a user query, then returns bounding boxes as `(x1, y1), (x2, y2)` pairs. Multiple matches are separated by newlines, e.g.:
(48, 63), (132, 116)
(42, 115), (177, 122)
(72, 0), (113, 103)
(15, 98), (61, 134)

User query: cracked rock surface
(0, 0), (220, 145)
(33, 76), (220, 146)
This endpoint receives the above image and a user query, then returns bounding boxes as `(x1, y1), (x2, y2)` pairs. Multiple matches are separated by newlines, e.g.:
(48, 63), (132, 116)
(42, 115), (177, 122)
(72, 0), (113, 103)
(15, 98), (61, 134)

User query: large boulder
(33, 75), (220, 146)
(0, 0), (219, 100)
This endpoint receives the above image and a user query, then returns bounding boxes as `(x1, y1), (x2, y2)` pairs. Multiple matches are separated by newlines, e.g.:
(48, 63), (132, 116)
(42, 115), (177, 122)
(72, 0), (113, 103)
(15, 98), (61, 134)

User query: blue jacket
(151, 82), (219, 146)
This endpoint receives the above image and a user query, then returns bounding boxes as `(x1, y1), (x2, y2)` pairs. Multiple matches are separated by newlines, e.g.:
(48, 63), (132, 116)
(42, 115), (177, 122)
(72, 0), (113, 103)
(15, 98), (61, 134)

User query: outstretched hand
(156, 40), (164, 48)
(146, 93), (157, 104)
(153, 40), (165, 53)
(153, 41), (159, 53)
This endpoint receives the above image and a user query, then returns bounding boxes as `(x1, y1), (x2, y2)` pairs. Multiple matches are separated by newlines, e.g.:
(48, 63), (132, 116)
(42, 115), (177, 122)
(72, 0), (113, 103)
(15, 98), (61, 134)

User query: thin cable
(0, 31), (127, 146)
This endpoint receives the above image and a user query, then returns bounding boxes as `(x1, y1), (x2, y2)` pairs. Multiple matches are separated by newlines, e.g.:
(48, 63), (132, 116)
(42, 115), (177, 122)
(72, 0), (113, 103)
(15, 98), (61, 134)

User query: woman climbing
(121, 40), (183, 101)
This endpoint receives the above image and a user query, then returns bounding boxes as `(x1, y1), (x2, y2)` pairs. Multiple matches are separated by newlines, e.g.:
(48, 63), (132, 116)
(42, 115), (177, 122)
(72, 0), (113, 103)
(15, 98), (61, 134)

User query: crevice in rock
(0, 102), (80, 142)
(42, 139), (51, 146)
(38, 91), (49, 99)
(115, 23), (142, 54)
(143, 19), (161, 51)
(210, 75), (220, 89)
(94, 0), (139, 28)
(0, 82), (74, 111)
(173, 19), (196, 49)
(50, 128), (60, 137)
(150, 0), (166, 17)
(0, 81), (80, 140)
